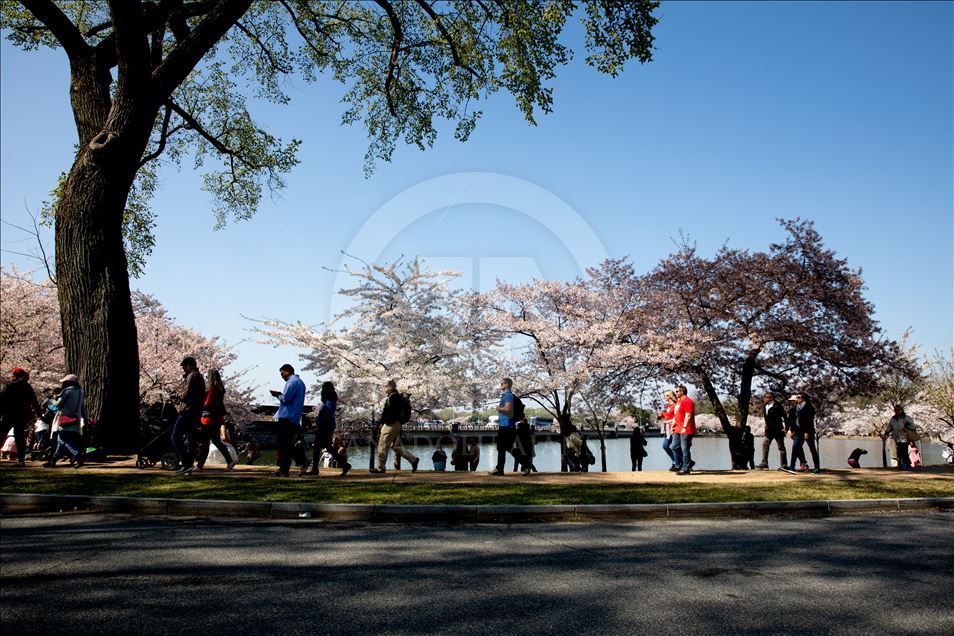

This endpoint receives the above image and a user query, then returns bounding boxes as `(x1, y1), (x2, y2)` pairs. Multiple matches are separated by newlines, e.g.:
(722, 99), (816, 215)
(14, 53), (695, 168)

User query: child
(847, 447), (867, 468)
(908, 444), (922, 468)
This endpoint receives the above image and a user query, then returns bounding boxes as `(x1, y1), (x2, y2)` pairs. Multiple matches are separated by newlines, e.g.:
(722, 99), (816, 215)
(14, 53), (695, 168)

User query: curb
(2, 493), (952, 523)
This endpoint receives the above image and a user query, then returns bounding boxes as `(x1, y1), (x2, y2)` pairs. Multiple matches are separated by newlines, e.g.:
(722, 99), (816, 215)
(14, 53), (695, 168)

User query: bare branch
(166, 99), (263, 169)
(235, 20), (292, 74)
(139, 103), (173, 167)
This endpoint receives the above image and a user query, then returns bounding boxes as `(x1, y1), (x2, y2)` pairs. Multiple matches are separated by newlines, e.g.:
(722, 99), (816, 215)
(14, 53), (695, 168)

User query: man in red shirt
(672, 385), (697, 475)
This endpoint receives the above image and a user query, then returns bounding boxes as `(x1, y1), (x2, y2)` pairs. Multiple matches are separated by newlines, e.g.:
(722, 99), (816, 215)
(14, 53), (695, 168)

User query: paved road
(3, 512), (953, 634)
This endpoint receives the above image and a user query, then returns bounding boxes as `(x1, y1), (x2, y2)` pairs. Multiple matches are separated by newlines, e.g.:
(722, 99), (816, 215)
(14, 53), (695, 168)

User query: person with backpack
(370, 380), (419, 474)
(489, 377), (516, 475)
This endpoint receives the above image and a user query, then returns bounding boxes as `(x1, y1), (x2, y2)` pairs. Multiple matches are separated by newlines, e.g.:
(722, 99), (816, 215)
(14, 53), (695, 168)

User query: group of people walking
(0, 367), (88, 468)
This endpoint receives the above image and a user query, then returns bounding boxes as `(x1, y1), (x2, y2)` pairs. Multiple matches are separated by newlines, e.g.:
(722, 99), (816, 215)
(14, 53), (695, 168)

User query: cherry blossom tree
(640, 219), (914, 468)
(0, 268), (253, 427)
(255, 256), (490, 423)
(475, 259), (649, 470)
(924, 349), (954, 444)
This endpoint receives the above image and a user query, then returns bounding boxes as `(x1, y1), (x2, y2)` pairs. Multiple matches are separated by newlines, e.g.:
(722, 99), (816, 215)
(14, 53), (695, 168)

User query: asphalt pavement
(2, 511), (953, 635)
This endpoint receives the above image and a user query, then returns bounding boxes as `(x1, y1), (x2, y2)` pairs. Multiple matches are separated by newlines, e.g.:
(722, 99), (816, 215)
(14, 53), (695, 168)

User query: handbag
(904, 427), (920, 443)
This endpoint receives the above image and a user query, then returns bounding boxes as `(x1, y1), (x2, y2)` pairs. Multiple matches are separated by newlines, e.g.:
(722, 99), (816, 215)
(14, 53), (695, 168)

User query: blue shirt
(498, 389), (514, 428)
(276, 374), (306, 426)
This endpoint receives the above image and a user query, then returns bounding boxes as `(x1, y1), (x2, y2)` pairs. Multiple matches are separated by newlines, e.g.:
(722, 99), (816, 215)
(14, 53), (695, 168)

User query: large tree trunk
(57, 72), (159, 449)
(696, 369), (748, 469)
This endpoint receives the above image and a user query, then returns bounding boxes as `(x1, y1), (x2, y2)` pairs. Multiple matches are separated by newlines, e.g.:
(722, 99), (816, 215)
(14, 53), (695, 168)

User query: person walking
(489, 378), (516, 475)
(270, 364), (306, 477)
(658, 390), (680, 471)
(0, 368), (42, 467)
(370, 380), (419, 474)
(784, 396), (807, 470)
(42, 374), (87, 468)
(171, 357), (207, 475)
(309, 381), (350, 476)
(630, 425), (647, 471)
(512, 394), (536, 476)
(672, 385), (696, 475)
(784, 393), (821, 474)
(196, 369), (236, 471)
(882, 405), (916, 470)
(757, 392), (789, 470)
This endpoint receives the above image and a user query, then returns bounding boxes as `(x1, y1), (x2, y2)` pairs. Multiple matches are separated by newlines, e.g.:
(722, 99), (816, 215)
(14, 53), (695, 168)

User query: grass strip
(3, 470), (953, 506)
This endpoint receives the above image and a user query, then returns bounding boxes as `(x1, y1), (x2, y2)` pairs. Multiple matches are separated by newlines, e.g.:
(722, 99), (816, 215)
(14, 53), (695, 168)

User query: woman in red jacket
(197, 369), (235, 471)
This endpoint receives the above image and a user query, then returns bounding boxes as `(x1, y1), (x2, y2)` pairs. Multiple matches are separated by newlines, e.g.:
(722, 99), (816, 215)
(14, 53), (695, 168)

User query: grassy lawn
(2, 470), (953, 505)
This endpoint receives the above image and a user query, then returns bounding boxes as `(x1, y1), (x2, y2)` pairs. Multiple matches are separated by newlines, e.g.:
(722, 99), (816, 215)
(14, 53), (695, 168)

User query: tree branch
(166, 99), (262, 169)
(18, 0), (91, 60)
(412, 0), (480, 79)
(373, 0), (403, 117)
(139, 103), (173, 167)
(152, 0), (252, 98)
(235, 20), (292, 74)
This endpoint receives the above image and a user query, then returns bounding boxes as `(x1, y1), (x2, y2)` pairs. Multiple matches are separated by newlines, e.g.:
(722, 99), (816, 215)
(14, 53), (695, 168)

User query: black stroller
(135, 401), (179, 470)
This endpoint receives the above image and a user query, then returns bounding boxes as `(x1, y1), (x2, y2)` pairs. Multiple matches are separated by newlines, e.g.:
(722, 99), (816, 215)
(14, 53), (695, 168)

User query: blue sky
(1, 1), (951, 399)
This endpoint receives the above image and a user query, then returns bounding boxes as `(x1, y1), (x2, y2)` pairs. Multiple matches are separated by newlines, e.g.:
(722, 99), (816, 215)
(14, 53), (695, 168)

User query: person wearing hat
(0, 368), (42, 467)
(43, 374), (87, 468)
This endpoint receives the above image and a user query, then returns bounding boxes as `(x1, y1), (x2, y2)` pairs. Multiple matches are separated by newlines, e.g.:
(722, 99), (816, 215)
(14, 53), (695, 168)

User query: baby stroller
(135, 401), (179, 470)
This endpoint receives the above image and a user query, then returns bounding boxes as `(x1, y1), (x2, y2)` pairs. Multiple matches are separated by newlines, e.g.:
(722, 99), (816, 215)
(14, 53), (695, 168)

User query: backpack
(397, 393), (412, 424)
(513, 395), (526, 422)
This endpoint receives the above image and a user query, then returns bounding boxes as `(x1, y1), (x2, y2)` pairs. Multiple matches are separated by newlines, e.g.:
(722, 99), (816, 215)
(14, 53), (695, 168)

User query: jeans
(171, 413), (199, 468)
(662, 435), (677, 465)
(51, 430), (82, 463)
(496, 427), (517, 471)
(760, 433), (788, 468)
(673, 433), (693, 471)
(790, 435), (820, 470)
(896, 441), (910, 468)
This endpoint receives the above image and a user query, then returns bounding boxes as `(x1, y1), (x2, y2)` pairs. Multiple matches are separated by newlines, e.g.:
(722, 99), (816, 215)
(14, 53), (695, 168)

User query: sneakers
(677, 469), (690, 475)
(488, 468), (503, 476)
(521, 467), (532, 476)
(71, 457), (84, 469)
(271, 469), (289, 477)
(689, 460), (696, 469)
(369, 468), (385, 474)
(799, 464), (809, 472)
(298, 460), (311, 477)
(781, 466), (797, 474)
(411, 457), (420, 473)
(175, 465), (194, 476)
(811, 468), (822, 475)
(668, 465), (680, 472)
(341, 463), (351, 476)
(226, 460), (236, 471)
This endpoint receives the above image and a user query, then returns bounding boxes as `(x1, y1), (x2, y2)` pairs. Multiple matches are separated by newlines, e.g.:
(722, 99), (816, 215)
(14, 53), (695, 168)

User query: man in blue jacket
(271, 364), (305, 477)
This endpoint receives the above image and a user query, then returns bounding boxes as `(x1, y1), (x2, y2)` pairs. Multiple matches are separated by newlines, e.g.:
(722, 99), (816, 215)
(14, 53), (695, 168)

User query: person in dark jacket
(847, 447), (868, 468)
(308, 381), (350, 476)
(742, 425), (756, 469)
(757, 393), (789, 469)
(784, 396), (806, 470)
(0, 368), (42, 467)
(451, 437), (470, 471)
(630, 425), (647, 471)
(171, 357), (207, 475)
(43, 374), (86, 468)
(784, 393), (821, 474)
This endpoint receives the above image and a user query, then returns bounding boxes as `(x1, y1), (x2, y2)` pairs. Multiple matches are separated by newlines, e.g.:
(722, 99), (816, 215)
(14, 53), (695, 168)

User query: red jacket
(673, 396), (696, 435)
